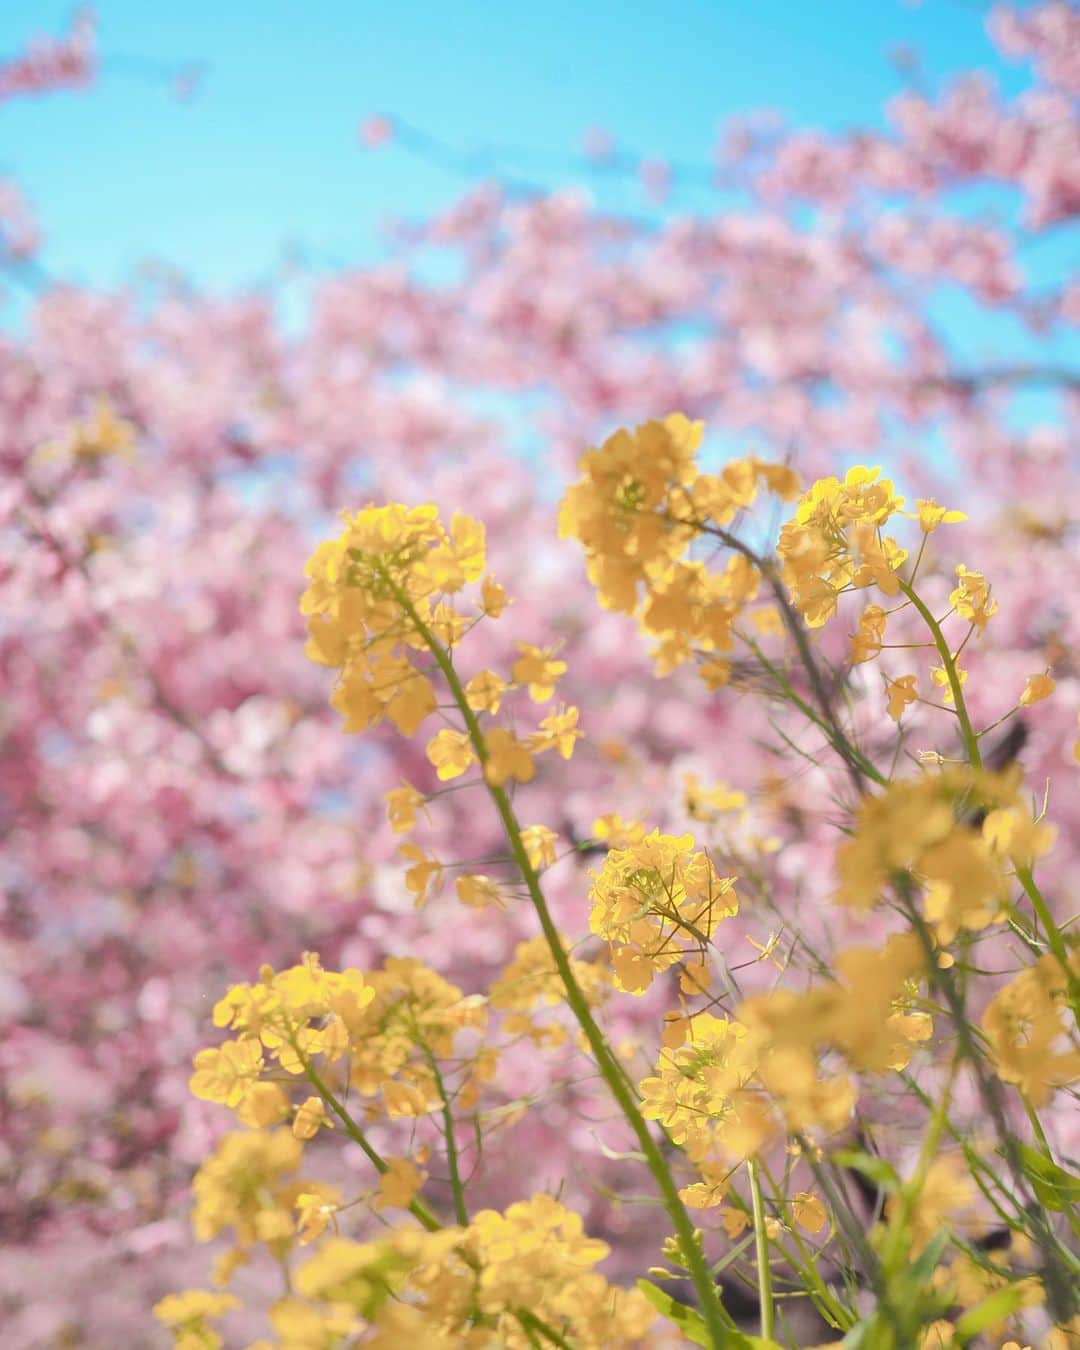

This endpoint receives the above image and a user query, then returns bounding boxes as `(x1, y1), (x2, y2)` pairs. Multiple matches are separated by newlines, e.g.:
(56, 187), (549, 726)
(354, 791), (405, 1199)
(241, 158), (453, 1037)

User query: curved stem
(896, 579), (981, 769)
(391, 581), (738, 1346)
(746, 1158), (775, 1343)
(294, 1046), (442, 1233)
(425, 1048), (470, 1225)
(741, 632), (887, 787)
(1015, 864), (1079, 1026)
(674, 512), (871, 795)
(517, 1308), (574, 1348)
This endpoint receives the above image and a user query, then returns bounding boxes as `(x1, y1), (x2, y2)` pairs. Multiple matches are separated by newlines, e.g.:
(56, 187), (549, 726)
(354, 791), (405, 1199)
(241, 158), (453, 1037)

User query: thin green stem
(747, 1158), (775, 1343)
(899, 895), (1078, 1320)
(517, 1308), (574, 1349)
(896, 580), (981, 769)
(1015, 864), (1079, 1025)
(676, 512), (871, 794)
(392, 581), (738, 1346)
(425, 1049), (470, 1225)
(294, 1047), (442, 1233)
(880, 1051), (958, 1276)
(742, 633), (887, 787)
(757, 1155), (854, 1330)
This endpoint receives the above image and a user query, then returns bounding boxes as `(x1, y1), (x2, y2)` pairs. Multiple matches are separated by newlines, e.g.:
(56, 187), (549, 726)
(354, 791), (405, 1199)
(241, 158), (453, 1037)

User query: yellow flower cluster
(303, 503), (582, 813)
(639, 1013), (759, 1155)
(271, 1194), (654, 1349)
(834, 767), (1055, 943)
(489, 933), (611, 1047)
(40, 397), (137, 464)
(190, 1128), (312, 1249)
(982, 954), (1080, 1106)
(638, 933), (933, 1173)
(777, 465), (909, 628)
(193, 952), (489, 1127)
(739, 931), (933, 1079)
(152, 1289), (239, 1350)
(587, 829), (738, 993)
(559, 413), (800, 679)
(160, 446), (1077, 1349)
(301, 504), (489, 735)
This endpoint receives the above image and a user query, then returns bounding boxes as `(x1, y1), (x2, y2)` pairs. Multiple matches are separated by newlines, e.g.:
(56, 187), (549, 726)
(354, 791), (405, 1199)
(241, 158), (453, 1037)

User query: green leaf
(636, 1280), (712, 1347)
(709, 1233), (755, 1276)
(903, 1229), (951, 1291)
(841, 1313), (891, 1350)
(832, 1149), (901, 1194)
(1016, 1142), (1080, 1213)
(634, 1280), (782, 1349)
(952, 1283), (1027, 1344)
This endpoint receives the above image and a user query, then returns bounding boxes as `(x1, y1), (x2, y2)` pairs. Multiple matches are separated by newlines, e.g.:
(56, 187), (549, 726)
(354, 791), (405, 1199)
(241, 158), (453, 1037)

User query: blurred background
(1, 3), (1077, 1346)
(3, 2), (1074, 345)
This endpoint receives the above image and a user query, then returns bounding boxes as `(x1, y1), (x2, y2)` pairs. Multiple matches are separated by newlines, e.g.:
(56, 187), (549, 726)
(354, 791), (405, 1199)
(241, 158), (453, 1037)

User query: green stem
(517, 1308), (574, 1349)
(881, 1052), (958, 1276)
(426, 1049), (470, 1225)
(896, 580), (981, 769)
(742, 633), (887, 787)
(900, 895), (1078, 1320)
(757, 1156), (854, 1330)
(747, 1158), (775, 1343)
(1015, 864), (1079, 1025)
(294, 1046), (442, 1233)
(677, 512), (872, 794)
(294, 1037), (587, 1346)
(393, 581), (737, 1347)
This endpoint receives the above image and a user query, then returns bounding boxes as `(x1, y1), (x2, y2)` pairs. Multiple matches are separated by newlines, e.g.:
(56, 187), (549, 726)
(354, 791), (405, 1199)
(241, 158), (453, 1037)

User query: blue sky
(0, 0), (1044, 296)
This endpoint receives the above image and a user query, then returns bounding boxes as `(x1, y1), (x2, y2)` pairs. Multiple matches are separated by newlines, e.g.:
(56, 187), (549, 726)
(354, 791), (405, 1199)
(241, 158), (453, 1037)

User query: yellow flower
(982, 955), (1080, 1105)
(683, 772), (746, 823)
(42, 398), (137, 464)
(520, 824), (559, 870)
(699, 658), (733, 690)
(234, 1082), (291, 1129)
(480, 575), (510, 617)
(930, 662), (967, 705)
(483, 728), (535, 786)
(777, 465), (906, 628)
(189, 1039), (264, 1110)
(850, 603), (887, 664)
(949, 564), (997, 629)
(464, 668), (508, 713)
(791, 1191), (827, 1234)
(300, 503), (496, 734)
(384, 782), (427, 835)
(295, 1186), (341, 1244)
(192, 1129), (304, 1244)
(885, 673), (918, 720)
(639, 1014), (758, 1149)
(914, 498), (966, 532)
(490, 934), (610, 1015)
(455, 873), (504, 910)
(511, 642), (568, 702)
(981, 805), (1056, 866)
(588, 830), (738, 994)
(1019, 672), (1055, 706)
(528, 703), (582, 759)
(373, 1156), (427, 1211)
(591, 814), (647, 849)
(426, 728), (474, 781)
(892, 1154), (976, 1253)
(292, 1095), (329, 1140)
(399, 843), (445, 908)
(153, 1289), (239, 1344)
